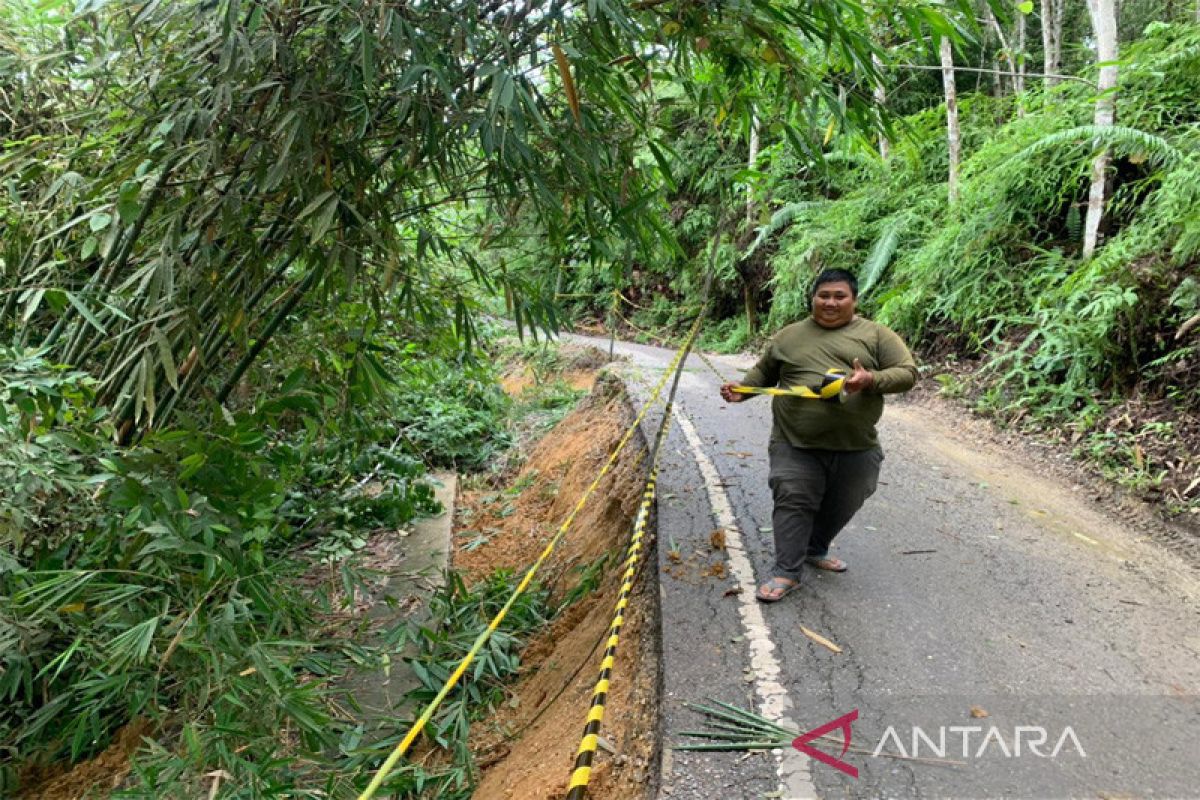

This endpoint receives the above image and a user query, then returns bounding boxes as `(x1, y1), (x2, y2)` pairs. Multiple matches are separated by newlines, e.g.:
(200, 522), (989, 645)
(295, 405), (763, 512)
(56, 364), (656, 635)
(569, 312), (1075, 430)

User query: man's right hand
(720, 382), (747, 403)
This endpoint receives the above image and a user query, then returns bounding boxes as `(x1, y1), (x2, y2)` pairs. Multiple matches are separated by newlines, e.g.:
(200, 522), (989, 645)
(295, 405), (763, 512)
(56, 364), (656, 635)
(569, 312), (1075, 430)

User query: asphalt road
(574, 333), (1200, 800)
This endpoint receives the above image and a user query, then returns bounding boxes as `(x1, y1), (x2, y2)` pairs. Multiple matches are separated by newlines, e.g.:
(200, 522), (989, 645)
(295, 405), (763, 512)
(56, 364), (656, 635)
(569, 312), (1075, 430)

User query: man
(719, 269), (918, 602)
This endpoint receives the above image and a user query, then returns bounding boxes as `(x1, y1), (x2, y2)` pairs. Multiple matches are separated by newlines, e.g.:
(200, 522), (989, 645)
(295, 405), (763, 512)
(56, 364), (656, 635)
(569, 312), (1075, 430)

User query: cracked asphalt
(574, 334), (1200, 800)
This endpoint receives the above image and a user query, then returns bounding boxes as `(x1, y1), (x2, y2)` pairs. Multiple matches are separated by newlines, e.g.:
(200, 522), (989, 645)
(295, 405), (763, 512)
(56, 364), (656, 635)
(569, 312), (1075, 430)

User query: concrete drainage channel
(332, 473), (456, 738)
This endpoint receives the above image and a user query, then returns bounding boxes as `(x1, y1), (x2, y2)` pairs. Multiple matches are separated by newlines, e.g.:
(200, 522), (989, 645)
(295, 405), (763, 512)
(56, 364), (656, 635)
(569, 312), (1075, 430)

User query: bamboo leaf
(64, 292), (107, 334)
(310, 193), (341, 243)
(647, 140), (678, 190)
(296, 190), (336, 221)
(21, 289), (46, 323)
(799, 625), (842, 653)
(1013, 125), (1183, 168)
(552, 44), (582, 127)
(361, 25), (376, 89)
(154, 328), (179, 390)
(859, 218), (904, 298)
(107, 616), (161, 668)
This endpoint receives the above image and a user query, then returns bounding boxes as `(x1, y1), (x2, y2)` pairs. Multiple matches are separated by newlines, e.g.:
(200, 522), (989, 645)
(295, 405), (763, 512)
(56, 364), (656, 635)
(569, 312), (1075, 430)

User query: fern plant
(741, 201), (827, 262)
(1011, 125), (1185, 169)
(858, 217), (906, 300)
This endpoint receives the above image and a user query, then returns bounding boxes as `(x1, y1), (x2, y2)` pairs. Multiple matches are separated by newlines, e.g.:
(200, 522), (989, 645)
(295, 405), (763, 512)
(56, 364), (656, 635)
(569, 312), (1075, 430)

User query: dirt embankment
(17, 719), (150, 800)
(456, 369), (660, 800)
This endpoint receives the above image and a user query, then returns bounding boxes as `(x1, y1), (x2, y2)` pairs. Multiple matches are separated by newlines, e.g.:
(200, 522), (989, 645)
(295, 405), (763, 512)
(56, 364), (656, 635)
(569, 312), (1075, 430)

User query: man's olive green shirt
(741, 316), (918, 451)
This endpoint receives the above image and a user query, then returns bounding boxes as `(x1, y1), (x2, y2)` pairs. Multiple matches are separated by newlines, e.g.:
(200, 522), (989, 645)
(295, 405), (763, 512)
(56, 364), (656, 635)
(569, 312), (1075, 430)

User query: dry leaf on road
(800, 625), (842, 654)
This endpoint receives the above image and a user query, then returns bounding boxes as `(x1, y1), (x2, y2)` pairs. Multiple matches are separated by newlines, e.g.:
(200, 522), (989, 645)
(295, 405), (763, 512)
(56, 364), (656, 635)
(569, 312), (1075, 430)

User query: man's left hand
(843, 358), (874, 394)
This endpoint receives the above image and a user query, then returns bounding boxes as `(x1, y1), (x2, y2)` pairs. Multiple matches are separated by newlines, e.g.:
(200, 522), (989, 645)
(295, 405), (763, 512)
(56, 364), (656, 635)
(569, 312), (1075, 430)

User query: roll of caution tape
(732, 368), (847, 402)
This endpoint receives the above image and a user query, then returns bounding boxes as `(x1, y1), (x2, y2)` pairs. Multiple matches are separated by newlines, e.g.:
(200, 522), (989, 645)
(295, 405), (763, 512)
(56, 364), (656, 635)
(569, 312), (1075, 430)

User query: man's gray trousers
(766, 441), (883, 582)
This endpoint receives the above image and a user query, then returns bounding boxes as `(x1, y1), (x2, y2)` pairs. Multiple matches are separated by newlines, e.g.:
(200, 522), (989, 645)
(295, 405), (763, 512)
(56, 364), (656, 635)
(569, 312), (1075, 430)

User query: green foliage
(409, 571), (550, 715)
(742, 202), (828, 263)
(0, 343), (469, 791)
(698, 315), (753, 354)
(0, 310), (585, 793)
(393, 355), (512, 471)
(0, 350), (109, 558)
(1013, 125), (1184, 169)
(322, 570), (554, 800)
(858, 218), (906, 299)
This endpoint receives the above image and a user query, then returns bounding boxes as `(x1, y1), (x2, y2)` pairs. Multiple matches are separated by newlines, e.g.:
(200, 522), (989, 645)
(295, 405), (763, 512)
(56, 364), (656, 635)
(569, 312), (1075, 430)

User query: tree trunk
(1041, 0), (1065, 88)
(872, 53), (890, 160)
(1012, 9), (1027, 117)
(743, 112), (761, 335)
(742, 282), (759, 335)
(1014, 8), (1027, 99)
(1083, 0), (1119, 258)
(940, 35), (960, 204)
(746, 111), (759, 226)
(984, 5), (1009, 96)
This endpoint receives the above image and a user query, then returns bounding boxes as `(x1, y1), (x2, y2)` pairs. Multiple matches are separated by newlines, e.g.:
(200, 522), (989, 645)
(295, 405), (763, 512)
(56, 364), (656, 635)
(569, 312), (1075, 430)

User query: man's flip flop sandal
(805, 556), (848, 572)
(755, 576), (800, 603)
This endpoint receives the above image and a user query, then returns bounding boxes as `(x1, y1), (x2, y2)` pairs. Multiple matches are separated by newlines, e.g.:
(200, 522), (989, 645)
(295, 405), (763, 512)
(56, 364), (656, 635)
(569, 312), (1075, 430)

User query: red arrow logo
(792, 709), (859, 778)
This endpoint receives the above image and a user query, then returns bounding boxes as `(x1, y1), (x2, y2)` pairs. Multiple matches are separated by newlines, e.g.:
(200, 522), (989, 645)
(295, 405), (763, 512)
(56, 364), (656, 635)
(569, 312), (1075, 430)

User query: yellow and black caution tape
(692, 349), (847, 402)
(614, 289), (650, 311)
(731, 368), (847, 402)
(613, 307), (662, 341)
(355, 314), (706, 800)
(691, 348), (732, 383)
(564, 423), (665, 800)
(564, 282), (704, 799)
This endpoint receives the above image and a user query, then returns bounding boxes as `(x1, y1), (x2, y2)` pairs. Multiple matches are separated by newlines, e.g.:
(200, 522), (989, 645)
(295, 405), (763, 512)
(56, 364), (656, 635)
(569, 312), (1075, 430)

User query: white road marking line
(673, 407), (818, 800)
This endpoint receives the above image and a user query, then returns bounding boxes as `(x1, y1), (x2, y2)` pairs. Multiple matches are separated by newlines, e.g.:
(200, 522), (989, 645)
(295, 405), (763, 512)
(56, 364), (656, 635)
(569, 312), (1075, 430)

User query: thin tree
(983, 3), (1010, 95)
(1014, 5), (1027, 95)
(1040, 0), (1066, 88)
(873, 53), (890, 159)
(747, 110), (760, 225)
(940, 35), (961, 203)
(741, 108), (762, 334)
(1083, 0), (1119, 257)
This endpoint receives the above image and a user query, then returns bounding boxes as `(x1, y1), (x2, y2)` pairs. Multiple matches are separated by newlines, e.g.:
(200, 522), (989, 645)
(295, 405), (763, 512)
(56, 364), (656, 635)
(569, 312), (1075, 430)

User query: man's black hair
(811, 269), (859, 298)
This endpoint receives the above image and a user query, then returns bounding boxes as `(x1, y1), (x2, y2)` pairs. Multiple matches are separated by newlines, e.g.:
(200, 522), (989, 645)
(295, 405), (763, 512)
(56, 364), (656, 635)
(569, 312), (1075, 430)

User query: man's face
(811, 280), (857, 328)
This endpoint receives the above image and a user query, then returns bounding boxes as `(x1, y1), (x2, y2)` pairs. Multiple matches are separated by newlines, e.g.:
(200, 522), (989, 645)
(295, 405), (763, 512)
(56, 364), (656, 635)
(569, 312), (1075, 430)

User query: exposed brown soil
(455, 372), (660, 800)
(456, 376), (646, 592)
(501, 368), (598, 398)
(18, 719), (150, 800)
